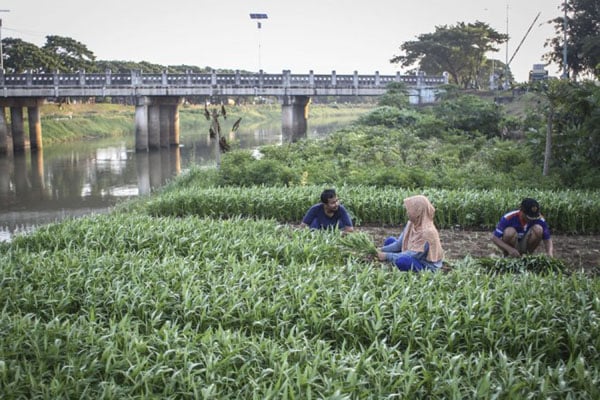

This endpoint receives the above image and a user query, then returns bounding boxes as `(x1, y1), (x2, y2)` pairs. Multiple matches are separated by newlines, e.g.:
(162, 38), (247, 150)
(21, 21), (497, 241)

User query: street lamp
(249, 13), (268, 71)
(0, 10), (10, 72)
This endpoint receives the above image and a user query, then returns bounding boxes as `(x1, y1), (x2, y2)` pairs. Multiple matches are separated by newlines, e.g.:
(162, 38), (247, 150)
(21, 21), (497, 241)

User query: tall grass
(143, 183), (600, 234)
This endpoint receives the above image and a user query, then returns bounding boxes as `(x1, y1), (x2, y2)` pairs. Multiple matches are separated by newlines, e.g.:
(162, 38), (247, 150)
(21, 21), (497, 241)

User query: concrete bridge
(0, 69), (448, 154)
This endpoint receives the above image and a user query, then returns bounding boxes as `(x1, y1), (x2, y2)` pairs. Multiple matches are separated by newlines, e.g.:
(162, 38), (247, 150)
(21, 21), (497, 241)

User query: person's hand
(376, 251), (386, 262)
(506, 247), (521, 257)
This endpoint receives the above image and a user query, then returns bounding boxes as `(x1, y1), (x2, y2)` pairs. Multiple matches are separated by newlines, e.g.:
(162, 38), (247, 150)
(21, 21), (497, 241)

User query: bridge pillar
(0, 107), (8, 155)
(282, 95), (310, 142)
(135, 97), (181, 152)
(148, 104), (161, 150)
(169, 104), (180, 146)
(135, 98), (149, 152)
(28, 104), (43, 150)
(10, 107), (27, 152)
(159, 106), (170, 148)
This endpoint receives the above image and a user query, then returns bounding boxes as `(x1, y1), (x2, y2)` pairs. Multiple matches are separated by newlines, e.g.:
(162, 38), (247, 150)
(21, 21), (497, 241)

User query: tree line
(1, 35), (219, 75)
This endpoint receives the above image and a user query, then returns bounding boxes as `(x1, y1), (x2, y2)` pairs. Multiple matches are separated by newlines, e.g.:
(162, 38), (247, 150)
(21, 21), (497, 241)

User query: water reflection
(0, 121), (344, 241)
(0, 144), (185, 240)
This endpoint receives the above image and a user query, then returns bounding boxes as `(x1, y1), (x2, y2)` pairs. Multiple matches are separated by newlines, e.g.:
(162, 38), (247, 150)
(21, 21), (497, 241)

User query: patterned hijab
(402, 195), (444, 262)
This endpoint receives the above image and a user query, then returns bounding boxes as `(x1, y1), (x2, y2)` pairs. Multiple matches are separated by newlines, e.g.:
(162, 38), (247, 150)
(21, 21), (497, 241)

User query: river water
(0, 119), (343, 242)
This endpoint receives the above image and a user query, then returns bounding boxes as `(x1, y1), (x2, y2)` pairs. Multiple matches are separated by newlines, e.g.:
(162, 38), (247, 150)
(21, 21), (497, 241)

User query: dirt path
(359, 225), (600, 275)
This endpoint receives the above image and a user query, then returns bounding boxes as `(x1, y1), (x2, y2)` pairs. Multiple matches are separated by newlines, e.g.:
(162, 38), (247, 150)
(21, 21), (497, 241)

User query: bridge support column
(148, 105), (161, 150)
(168, 104), (180, 146)
(282, 95), (310, 142)
(0, 107), (8, 155)
(135, 102), (149, 151)
(10, 107), (27, 152)
(155, 97), (181, 147)
(159, 106), (170, 148)
(135, 96), (181, 151)
(28, 104), (43, 151)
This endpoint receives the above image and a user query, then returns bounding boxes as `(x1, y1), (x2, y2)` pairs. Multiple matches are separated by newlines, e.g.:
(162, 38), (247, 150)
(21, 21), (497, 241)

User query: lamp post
(0, 10), (10, 72)
(249, 13), (268, 71)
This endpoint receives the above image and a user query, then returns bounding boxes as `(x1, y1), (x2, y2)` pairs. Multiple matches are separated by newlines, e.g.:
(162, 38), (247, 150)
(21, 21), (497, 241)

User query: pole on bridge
(250, 13), (268, 71)
(0, 10), (10, 72)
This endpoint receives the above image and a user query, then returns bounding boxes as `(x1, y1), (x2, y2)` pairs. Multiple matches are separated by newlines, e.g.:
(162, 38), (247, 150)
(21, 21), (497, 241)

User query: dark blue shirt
(302, 204), (353, 231)
(493, 210), (551, 240)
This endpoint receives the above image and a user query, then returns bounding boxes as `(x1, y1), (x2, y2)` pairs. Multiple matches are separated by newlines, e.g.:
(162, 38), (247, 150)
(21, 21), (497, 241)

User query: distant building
(529, 64), (549, 82)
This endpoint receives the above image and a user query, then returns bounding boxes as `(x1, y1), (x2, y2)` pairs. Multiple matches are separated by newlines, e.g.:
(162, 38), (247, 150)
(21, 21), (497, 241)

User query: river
(0, 118), (346, 242)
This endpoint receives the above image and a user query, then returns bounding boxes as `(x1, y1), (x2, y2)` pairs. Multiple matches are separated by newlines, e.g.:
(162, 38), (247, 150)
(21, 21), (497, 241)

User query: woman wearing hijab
(376, 195), (444, 271)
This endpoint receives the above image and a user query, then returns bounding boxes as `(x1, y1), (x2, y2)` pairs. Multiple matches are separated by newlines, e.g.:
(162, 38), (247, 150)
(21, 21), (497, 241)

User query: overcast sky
(2, 0), (564, 82)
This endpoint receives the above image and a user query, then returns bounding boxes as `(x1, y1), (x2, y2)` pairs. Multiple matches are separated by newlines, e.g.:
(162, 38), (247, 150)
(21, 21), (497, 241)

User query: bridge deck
(0, 70), (448, 98)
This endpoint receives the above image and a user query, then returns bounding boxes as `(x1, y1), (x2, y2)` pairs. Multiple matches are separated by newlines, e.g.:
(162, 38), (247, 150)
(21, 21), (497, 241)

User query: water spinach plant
(1, 210), (599, 398)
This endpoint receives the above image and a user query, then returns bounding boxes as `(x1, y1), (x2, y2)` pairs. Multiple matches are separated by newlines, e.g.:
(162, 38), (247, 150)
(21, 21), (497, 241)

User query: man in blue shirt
(492, 198), (554, 257)
(300, 189), (354, 233)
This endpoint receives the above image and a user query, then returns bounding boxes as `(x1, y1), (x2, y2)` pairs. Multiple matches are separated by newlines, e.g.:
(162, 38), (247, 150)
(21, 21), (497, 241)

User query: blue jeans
(381, 235), (439, 272)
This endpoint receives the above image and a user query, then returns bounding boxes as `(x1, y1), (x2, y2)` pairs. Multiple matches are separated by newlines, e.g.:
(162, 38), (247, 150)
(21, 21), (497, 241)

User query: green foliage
(545, 0), (600, 79)
(144, 184), (600, 234)
(474, 255), (569, 275)
(433, 94), (503, 137)
(525, 80), (600, 187)
(218, 150), (298, 186)
(357, 106), (420, 128)
(391, 21), (508, 88)
(338, 231), (378, 256)
(3, 38), (59, 73)
(1, 212), (599, 398)
(42, 35), (97, 73)
(377, 82), (410, 109)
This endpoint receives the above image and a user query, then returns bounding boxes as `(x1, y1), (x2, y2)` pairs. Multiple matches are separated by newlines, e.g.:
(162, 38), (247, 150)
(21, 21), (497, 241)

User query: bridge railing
(0, 70), (448, 90)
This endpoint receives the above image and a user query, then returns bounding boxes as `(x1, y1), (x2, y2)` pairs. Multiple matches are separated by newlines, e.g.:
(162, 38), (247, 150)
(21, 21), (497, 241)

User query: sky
(1, 0), (564, 82)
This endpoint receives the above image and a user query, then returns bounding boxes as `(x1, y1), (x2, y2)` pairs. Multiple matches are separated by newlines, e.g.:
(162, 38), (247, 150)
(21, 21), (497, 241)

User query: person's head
(520, 198), (541, 220)
(403, 195), (435, 226)
(321, 189), (340, 212)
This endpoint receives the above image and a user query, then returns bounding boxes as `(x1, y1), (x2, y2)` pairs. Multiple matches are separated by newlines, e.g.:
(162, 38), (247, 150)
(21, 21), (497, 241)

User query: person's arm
(339, 206), (354, 234)
(543, 238), (554, 257)
(491, 234), (520, 257)
(300, 205), (316, 229)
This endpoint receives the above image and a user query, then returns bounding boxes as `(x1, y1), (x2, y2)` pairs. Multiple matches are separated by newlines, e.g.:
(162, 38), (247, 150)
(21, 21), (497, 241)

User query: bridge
(0, 70), (448, 154)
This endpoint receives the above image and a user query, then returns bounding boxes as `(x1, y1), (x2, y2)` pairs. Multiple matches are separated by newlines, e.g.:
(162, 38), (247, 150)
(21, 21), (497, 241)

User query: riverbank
(35, 102), (373, 144)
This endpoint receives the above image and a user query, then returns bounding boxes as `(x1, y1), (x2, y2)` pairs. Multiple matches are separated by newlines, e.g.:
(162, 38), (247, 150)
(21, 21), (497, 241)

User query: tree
(391, 21), (508, 89)
(2, 38), (59, 73)
(378, 82), (409, 109)
(545, 0), (600, 79)
(527, 79), (600, 185)
(42, 35), (97, 72)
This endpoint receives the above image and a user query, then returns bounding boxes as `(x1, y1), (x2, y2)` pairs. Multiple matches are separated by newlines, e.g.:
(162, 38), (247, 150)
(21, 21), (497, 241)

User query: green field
(1, 185), (599, 398)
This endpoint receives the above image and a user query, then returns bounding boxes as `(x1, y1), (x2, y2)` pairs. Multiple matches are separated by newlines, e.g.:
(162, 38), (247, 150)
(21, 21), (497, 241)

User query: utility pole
(503, 2), (509, 89)
(561, 0), (568, 79)
(0, 10), (10, 72)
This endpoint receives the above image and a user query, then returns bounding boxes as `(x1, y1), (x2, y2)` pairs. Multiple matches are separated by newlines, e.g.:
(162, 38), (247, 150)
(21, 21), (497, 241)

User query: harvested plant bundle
(338, 231), (378, 257)
(475, 254), (568, 274)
